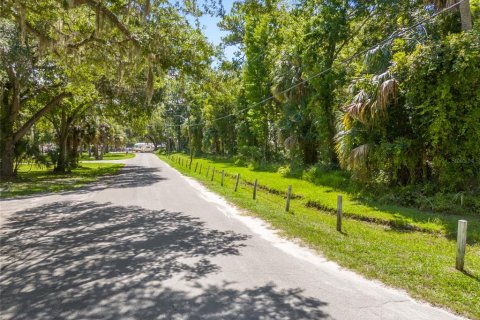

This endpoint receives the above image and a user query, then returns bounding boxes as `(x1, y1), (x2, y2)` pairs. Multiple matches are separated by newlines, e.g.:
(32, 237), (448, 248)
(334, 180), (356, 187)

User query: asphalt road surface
(0, 154), (464, 320)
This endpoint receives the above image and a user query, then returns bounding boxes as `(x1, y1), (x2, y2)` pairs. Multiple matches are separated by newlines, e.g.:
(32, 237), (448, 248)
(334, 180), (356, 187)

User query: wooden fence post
(221, 170), (225, 186)
(211, 167), (215, 181)
(206, 165), (210, 177)
(253, 179), (258, 200)
(337, 195), (343, 232)
(189, 159), (192, 169)
(285, 185), (292, 212)
(235, 174), (240, 192)
(195, 162), (198, 173)
(456, 220), (468, 270)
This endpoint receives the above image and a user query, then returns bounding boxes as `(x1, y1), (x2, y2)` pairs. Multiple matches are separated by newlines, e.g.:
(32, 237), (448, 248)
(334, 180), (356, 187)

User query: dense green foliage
(155, 0), (480, 209)
(336, 28), (480, 191)
(397, 31), (480, 191)
(1, 0), (215, 177)
(3, 0), (479, 200)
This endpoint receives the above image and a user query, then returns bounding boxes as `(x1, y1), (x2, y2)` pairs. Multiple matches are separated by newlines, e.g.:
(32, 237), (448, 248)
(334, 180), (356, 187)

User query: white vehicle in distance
(133, 142), (155, 153)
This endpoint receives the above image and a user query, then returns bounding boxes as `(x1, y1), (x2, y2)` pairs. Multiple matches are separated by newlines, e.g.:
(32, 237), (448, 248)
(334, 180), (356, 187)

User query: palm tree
(271, 53), (319, 165)
(335, 72), (399, 178)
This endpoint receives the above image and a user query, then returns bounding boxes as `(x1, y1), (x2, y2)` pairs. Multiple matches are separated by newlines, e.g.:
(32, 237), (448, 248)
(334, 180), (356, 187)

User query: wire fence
(166, 154), (463, 233)
(165, 153), (472, 271)
(168, 154), (323, 216)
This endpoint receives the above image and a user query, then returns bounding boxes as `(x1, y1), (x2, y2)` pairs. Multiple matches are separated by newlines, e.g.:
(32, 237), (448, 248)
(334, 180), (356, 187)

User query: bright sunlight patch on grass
(160, 153), (480, 319)
(0, 162), (123, 198)
(80, 152), (135, 161)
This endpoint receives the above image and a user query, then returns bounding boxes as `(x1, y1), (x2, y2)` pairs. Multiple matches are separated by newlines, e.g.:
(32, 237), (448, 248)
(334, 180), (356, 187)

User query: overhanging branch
(13, 92), (73, 143)
(70, 0), (141, 47)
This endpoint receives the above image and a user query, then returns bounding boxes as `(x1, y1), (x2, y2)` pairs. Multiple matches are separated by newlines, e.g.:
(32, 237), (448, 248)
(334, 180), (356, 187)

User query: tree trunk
(262, 110), (269, 161)
(176, 130), (181, 152)
(1, 139), (15, 179)
(302, 136), (318, 166)
(93, 144), (99, 160)
(55, 108), (68, 173)
(459, 0), (472, 31)
(55, 131), (69, 173)
(167, 138), (172, 154)
(69, 134), (80, 169)
(1, 68), (19, 179)
(1, 89), (71, 178)
(319, 48), (339, 166)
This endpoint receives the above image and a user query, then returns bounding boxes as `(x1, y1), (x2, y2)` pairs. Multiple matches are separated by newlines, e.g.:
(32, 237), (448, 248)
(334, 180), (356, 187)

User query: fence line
(165, 154), (472, 269)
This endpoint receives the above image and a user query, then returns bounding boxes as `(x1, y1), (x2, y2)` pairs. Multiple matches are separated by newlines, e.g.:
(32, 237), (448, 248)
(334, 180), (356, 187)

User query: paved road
(0, 154), (464, 320)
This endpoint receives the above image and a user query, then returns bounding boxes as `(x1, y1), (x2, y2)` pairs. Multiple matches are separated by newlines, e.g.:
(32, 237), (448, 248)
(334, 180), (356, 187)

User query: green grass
(160, 153), (480, 319)
(165, 154), (480, 242)
(0, 162), (124, 198)
(80, 152), (135, 161)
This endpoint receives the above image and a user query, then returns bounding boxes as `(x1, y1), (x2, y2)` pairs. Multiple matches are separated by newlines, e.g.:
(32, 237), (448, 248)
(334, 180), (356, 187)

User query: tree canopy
(1, 0), (215, 175)
(2, 0), (479, 198)
(155, 0), (480, 195)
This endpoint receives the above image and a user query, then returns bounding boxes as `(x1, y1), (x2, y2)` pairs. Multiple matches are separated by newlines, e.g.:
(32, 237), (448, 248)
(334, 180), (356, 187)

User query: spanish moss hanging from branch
(16, 0), (26, 44)
(145, 0), (151, 17)
(145, 65), (154, 105)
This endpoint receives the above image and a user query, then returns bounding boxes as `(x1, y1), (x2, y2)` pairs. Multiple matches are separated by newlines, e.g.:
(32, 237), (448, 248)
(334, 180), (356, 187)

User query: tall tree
(1, 0), (214, 178)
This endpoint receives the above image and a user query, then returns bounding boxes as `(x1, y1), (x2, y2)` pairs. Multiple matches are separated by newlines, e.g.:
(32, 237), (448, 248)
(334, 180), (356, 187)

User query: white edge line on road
(164, 160), (465, 319)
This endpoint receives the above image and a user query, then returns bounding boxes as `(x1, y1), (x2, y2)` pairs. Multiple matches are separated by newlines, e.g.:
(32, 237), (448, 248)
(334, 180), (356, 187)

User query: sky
(189, 0), (238, 61)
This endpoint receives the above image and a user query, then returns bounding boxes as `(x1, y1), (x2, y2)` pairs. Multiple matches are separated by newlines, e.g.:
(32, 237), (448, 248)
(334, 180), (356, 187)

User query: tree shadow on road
(0, 202), (329, 319)
(83, 165), (169, 191)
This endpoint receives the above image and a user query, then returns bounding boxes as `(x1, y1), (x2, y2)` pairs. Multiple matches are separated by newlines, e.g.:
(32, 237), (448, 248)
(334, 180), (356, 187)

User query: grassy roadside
(163, 154), (480, 242)
(160, 153), (480, 319)
(0, 162), (124, 198)
(80, 152), (135, 161)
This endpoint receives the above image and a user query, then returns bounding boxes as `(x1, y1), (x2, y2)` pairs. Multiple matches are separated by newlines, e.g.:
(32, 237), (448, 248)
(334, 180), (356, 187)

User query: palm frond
(364, 42), (392, 72)
(271, 54), (304, 103)
(377, 78), (398, 113)
(334, 129), (351, 168)
(372, 71), (391, 84)
(344, 90), (371, 123)
(284, 135), (299, 150)
(349, 144), (370, 169)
